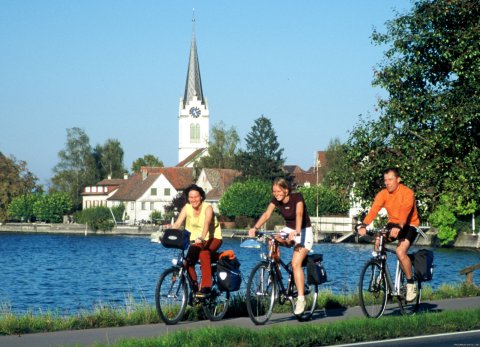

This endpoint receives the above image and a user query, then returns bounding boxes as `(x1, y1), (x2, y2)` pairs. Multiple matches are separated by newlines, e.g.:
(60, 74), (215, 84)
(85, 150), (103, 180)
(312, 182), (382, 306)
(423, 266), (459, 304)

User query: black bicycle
(356, 225), (428, 318)
(155, 246), (229, 325)
(245, 231), (318, 325)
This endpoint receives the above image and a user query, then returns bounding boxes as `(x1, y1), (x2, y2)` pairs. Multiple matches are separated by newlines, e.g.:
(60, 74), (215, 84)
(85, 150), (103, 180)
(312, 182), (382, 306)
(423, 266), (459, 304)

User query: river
(0, 233), (478, 315)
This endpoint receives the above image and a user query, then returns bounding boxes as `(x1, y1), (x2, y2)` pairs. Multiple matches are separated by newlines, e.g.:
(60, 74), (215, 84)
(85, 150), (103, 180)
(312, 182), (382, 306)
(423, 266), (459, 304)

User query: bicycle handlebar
(354, 223), (427, 239)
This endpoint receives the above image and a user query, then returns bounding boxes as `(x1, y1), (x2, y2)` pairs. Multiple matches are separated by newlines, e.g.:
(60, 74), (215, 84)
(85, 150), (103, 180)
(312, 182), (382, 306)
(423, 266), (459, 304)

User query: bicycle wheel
(155, 267), (188, 325)
(293, 280), (318, 322)
(398, 271), (421, 315)
(202, 280), (230, 321)
(246, 262), (276, 325)
(359, 260), (387, 318)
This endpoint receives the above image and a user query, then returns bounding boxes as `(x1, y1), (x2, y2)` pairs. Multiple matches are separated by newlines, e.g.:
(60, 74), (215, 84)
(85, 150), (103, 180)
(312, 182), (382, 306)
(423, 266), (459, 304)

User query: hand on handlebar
(355, 223), (367, 236)
(248, 228), (258, 238)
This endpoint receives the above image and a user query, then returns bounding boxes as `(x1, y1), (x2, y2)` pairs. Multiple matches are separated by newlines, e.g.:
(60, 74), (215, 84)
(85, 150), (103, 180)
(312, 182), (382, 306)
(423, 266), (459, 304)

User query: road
(1, 297), (479, 347)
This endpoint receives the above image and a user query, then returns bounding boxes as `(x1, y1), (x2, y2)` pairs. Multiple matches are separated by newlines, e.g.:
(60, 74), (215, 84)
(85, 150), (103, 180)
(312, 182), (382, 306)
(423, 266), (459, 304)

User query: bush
(219, 180), (271, 219)
(33, 192), (73, 223)
(234, 215), (254, 229)
(150, 210), (162, 224)
(76, 206), (115, 231)
(298, 185), (349, 216)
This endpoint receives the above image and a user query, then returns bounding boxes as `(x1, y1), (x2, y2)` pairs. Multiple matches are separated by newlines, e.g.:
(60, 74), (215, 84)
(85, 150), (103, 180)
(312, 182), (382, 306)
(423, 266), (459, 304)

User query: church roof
(183, 15), (204, 108)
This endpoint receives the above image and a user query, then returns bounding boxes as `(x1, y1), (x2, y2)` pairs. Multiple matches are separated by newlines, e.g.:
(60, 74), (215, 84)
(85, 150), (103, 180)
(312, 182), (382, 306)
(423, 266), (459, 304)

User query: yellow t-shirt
(184, 202), (222, 241)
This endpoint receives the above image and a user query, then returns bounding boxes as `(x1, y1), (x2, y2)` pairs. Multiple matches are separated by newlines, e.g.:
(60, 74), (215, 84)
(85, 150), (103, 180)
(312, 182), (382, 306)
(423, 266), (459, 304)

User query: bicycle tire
(202, 280), (230, 321)
(155, 267), (188, 325)
(398, 271), (421, 315)
(359, 260), (388, 318)
(246, 262), (276, 325)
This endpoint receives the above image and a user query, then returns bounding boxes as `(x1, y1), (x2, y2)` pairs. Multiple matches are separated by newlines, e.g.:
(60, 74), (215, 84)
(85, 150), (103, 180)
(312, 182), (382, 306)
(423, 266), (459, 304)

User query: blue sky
(0, 1), (413, 186)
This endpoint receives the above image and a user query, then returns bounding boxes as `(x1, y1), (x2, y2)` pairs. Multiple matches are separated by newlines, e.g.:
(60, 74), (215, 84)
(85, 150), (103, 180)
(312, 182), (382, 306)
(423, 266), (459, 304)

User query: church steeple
(183, 11), (204, 108)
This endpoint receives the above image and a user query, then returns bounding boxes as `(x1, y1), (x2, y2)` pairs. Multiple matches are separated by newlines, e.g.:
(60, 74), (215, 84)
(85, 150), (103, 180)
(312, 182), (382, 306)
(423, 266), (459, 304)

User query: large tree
(51, 127), (97, 210)
(333, 0), (479, 220)
(131, 154), (164, 172)
(0, 153), (40, 222)
(93, 139), (126, 179)
(238, 116), (285, 180)
(194, 121), (240, 174)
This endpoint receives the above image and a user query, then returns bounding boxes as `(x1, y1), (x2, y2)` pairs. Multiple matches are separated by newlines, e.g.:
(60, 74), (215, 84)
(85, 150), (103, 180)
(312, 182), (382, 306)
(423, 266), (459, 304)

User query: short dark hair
(383, 167), (400, 177)
(184, 184), (206, 201)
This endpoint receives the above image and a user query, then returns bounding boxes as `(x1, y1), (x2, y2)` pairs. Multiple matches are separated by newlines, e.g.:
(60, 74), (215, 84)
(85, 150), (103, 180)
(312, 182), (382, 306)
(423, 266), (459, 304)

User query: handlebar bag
(161, 229), (191, 250)
(307, 254), (327, 285)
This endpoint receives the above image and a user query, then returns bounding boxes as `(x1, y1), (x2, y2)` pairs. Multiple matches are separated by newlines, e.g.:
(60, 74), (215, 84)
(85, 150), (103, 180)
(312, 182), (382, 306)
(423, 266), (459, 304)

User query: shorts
(390, 225), (418, 244)
(280, 226), (313, 251)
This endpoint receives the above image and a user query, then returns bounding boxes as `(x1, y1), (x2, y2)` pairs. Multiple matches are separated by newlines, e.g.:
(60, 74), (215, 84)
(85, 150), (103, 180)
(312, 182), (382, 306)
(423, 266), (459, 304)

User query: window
(141, 202), (146, 210)
(164, 188), (171, 196)
(151, 188), (157, 196)
(150, 202), (155, 210)
(190, 123), (200, 143)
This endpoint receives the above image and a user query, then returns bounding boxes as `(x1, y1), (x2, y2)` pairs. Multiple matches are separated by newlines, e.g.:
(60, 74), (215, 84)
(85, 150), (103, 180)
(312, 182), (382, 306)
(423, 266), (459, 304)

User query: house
(81, 175), (129, 209)
(195, 168), (241, 213)
(107, 167), (194, 224)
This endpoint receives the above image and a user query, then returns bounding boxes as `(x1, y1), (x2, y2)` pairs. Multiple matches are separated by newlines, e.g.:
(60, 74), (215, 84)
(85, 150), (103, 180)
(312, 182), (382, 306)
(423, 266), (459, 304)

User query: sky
(1, 0), (414, 186)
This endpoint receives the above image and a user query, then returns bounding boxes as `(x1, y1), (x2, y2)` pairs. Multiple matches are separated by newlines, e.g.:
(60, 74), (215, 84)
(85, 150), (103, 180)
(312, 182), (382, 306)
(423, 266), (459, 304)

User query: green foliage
(76, 206), (115, 231)
(7, 193), (41, 222)
(298, 185), (350, 216)
(237, 116), (285, 181)
(51, 128), (98, 210)
(150, 210), (162, 224)
(219, 179), (271, 219)
(111, 204), (125, 223)
(32, 192), (73, 223)
(429, 195), (458, 245)
(194, 121), (240, 174)
(328, 0), (480, 220)
(93, 139), (126, 180)
(0, 153), (40, 222)
(131, 155), (164, 173)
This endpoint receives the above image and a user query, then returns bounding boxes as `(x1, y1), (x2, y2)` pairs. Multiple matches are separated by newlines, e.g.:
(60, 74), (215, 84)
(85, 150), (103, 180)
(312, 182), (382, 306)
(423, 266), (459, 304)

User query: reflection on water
(0, 233), (478, 314)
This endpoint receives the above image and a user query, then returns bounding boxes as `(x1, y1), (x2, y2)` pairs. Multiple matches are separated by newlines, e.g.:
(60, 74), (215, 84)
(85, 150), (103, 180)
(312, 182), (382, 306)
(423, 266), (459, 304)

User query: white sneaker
(406, 283), (417, 302)
(294, 298), (305, 315)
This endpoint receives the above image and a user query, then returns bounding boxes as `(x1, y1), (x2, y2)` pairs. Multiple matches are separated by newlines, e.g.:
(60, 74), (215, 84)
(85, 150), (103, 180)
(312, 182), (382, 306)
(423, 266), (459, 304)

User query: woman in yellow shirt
(172, 184), (222, 297)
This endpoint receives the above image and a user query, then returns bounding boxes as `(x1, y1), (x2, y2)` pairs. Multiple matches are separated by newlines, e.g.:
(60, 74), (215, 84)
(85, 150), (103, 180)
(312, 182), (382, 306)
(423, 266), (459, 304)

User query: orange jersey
(363, 184), (420, 227)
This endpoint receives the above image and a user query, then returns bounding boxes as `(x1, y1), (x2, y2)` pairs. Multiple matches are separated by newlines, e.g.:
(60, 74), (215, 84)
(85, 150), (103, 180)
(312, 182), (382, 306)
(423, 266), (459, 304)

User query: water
(0, 233), (478, 314)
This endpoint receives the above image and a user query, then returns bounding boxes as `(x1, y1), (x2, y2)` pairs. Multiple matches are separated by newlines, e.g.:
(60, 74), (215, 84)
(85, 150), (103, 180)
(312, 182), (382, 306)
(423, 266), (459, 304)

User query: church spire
(183, 10), (204, 108)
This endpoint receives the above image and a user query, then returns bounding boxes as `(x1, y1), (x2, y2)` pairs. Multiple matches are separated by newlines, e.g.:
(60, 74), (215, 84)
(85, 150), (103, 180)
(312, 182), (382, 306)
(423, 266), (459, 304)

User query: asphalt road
(1, 296), (479, 347)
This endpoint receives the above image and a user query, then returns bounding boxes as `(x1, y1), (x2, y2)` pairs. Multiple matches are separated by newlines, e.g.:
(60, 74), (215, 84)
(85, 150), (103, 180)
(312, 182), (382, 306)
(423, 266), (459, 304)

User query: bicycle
(155, 246), (230, 325)
(356, 224), (428, 318)
(244, 231), (319, 325)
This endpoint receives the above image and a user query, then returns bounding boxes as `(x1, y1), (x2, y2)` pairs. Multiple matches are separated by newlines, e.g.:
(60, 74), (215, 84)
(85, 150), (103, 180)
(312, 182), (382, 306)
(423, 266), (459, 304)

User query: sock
(298, 295), (305, 301)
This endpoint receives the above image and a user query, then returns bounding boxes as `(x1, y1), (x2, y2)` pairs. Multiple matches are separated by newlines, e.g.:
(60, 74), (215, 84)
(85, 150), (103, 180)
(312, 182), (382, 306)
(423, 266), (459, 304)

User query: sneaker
(294, 298), (306, 315)
(195, 287), (211, 298)
(406, 283), (417, 302)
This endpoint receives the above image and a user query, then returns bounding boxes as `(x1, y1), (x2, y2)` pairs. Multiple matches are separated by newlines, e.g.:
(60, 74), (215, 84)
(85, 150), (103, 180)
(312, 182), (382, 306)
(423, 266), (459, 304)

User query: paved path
(1, 297), (479, 347)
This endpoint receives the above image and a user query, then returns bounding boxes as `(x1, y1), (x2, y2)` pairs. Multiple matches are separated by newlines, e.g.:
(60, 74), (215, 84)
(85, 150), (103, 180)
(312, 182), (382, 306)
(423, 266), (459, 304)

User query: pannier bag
(161, 229), (191, 250)
(217, 250), (242, 292)
(306, 254), (327, 285)
(411, 249), (434, 281)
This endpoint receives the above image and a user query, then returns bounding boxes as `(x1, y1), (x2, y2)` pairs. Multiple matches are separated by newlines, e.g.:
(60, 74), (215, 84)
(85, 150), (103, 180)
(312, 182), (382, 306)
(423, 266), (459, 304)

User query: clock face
(189, 107), (201, 118)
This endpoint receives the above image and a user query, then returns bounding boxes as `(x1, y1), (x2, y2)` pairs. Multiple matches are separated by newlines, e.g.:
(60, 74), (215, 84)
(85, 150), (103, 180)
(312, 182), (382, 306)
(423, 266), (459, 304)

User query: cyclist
(248, 177), (313, 315)
(171, 184), (222, 298)
(357, 167), (420, 302)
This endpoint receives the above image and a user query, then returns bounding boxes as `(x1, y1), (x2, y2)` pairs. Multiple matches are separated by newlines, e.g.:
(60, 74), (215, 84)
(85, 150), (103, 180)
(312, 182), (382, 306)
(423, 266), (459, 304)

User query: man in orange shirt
(357, 168), (420, 301)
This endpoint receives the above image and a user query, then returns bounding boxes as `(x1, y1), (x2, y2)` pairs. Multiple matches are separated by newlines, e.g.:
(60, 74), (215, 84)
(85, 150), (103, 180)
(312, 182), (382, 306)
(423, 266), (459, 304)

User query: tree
(33, 192), (73, 223)
(298, 185), (350, 217)
(0, 153), (40, 222)
(131, 155), (164, 172)
(51, 128), (97, 210)
(194, 121), (240, 173)
(321, 138), (351, 190)
(219, 179), (271, 220)
(237, 116), (285, 180)
(93, 139), (126, 179)
(7, 193), (41, 222)
(331, 0), (480, 222)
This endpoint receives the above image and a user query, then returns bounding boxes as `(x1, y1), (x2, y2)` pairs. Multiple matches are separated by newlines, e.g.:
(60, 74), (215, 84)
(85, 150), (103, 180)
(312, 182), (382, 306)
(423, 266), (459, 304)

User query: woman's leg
(199, 238), (223, 288)
(291, 246), (309, 296)
(185, 244), (202, 289)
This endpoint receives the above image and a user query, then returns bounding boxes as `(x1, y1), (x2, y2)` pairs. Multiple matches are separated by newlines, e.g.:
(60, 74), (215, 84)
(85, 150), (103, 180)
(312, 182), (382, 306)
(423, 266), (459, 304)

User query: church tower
(178, 14), (209, 165)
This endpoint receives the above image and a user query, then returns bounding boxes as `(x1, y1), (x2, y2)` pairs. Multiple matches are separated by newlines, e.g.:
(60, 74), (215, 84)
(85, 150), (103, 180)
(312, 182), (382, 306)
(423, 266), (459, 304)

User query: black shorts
(389, 225), (418, 244)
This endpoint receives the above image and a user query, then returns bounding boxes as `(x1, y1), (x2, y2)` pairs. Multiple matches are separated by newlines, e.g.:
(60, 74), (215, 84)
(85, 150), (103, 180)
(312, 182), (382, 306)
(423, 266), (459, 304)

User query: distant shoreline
(0, 222), (479, 249)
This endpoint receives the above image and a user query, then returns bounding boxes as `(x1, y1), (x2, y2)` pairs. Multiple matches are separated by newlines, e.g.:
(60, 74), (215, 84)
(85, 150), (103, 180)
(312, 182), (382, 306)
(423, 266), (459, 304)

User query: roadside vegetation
(1, 283), (478, 336)
(94, 308), (480, 347)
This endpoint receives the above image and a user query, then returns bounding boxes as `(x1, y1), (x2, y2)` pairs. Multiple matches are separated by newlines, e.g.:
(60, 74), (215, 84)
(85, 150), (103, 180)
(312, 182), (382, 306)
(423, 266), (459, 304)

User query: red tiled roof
(176, 148), (207, 167)
(202, 168), (241, 200)
(108, 172), (161, 201)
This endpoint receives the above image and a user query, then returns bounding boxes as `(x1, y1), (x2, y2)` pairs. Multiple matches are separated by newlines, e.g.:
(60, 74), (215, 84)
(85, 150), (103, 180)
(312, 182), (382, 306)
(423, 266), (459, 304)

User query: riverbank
(1, 222), (479, 248)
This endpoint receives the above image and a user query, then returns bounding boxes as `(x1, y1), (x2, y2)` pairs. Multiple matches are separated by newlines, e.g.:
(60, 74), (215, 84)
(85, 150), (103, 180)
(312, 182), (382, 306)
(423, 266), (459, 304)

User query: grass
(93, 308), (480, 347)
(0, 283), (479, 336)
